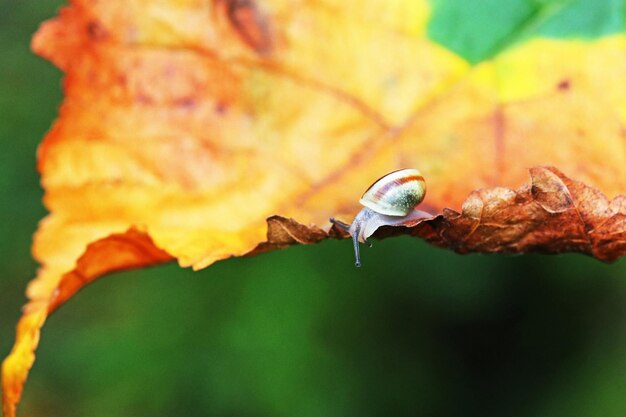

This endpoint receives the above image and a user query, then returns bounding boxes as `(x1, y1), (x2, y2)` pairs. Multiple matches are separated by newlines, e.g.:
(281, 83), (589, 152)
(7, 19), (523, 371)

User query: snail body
(331, 168), (428, 267)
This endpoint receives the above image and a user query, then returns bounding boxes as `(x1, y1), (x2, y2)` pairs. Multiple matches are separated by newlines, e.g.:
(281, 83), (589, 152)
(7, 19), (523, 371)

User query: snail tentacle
(332, 168), (427, 267)
(329, 217), (350, 231)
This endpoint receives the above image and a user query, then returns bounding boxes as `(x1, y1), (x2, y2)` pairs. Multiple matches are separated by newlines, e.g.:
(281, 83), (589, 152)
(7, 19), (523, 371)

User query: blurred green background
(1, 1), (625, 416)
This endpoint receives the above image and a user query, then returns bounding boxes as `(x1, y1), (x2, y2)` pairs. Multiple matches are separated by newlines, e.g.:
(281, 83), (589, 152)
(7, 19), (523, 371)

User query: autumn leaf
(3, 0), (626, 415)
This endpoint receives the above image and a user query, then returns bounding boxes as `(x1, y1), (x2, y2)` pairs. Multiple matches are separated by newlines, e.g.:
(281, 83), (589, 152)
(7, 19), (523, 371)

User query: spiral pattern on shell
(359, 168), (426, 216)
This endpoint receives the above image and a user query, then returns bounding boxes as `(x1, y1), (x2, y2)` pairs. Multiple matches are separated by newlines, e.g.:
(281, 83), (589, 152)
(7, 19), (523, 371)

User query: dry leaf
(366, 167), (626, 262)
(3, 1), (626, 415)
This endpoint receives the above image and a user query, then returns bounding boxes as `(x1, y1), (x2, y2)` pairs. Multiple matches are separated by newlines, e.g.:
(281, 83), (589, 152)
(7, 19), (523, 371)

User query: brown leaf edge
(264, 166), (626, 262)
(2, 166), (625, 416)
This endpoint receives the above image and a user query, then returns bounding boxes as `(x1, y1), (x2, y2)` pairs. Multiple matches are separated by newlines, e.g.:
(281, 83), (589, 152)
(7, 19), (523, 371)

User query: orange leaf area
(3, 0), (626, 415)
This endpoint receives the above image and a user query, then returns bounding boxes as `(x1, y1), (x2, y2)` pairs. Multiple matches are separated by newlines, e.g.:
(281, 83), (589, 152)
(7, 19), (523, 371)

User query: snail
(330, 168), (430, 267)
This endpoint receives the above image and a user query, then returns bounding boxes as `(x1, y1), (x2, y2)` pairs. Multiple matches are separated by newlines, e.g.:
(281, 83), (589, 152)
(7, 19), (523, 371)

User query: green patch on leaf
(427, 0), (626, 64)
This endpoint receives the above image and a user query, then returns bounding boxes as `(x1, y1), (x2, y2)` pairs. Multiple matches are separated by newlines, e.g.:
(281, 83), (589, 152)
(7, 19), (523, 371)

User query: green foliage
(26, 242), (626, 417)
(0, 0), (61, 375)
(428, 0), (626, 63)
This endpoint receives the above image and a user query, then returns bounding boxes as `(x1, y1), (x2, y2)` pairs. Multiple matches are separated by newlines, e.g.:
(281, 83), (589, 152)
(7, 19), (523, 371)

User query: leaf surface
(3, 0), (626, 415)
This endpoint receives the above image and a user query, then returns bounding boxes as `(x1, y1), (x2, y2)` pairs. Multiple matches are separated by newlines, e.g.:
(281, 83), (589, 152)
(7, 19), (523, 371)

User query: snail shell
(360, 168), (426, 216)
(330, 168), (430, 267)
